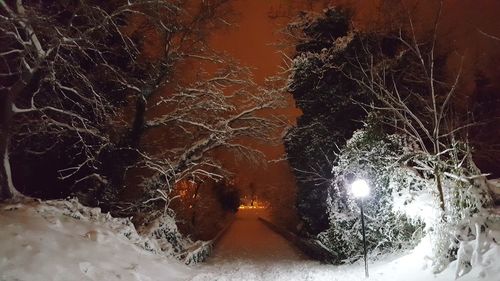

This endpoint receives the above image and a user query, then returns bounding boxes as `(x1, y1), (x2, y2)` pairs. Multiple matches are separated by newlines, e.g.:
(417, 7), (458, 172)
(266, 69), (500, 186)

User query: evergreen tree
(320, 119), (425, 263)
(284, 8), (374, 234)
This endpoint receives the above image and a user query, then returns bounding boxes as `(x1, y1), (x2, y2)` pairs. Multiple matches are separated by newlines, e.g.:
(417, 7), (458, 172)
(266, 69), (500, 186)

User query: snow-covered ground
(0, 200), (190, 281)
(1, 200), (499, 281)
(189, 209), (500, 281)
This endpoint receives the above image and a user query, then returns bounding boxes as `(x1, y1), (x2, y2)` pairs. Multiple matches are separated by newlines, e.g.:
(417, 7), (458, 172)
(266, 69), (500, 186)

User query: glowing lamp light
(351, 179), (370, 198)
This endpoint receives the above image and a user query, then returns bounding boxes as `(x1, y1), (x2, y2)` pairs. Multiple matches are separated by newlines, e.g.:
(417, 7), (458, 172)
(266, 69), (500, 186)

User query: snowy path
(188, 208), (313, 280)
(186, 209), (500, 281)
(207, 209), (306, 262)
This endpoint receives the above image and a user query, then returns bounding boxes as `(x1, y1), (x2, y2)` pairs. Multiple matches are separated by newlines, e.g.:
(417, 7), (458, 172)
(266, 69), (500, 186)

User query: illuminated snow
(1, 200), (498, 281)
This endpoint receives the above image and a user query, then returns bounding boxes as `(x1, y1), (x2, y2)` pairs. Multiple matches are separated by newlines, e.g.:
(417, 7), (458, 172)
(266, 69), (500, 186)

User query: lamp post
(351, 179), (370, 278)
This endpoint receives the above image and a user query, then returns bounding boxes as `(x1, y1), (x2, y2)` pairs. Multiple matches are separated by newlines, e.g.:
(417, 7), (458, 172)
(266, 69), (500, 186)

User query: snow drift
(0, 199), (190, 281)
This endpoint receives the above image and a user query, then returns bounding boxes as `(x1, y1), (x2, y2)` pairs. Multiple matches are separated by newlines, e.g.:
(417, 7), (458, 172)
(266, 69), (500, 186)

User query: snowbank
(370, 234), (500, 281)
(0, 199), (190, 281)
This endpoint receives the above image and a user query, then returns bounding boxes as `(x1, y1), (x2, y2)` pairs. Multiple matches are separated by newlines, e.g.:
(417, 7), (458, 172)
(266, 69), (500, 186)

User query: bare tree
(115, 69), (287, 217)
(1, 0), (287, 221)
(0, 0), (219, 199)
(345, 2), (472, 211)
(0, 0), (199, 199)
(0, 0), (123, 198)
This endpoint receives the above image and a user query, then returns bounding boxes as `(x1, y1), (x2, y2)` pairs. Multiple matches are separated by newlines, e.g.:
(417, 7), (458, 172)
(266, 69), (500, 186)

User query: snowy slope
(0, 199), (190, 281)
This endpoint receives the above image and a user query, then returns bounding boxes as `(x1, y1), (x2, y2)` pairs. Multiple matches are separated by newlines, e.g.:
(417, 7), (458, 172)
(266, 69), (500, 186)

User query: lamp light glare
(351, 179), (370, 198)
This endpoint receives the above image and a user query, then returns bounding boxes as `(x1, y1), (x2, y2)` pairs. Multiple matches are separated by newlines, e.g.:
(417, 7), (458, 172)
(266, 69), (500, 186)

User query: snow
(1, 200), (499, 281)
(189, 209), (500, 281)
(488, 179), (500, 204)
(0, 199), (190, 281)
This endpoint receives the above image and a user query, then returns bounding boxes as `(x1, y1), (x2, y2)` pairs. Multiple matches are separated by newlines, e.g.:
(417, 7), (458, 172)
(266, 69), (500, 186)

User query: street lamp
(351, 179), (370, 278)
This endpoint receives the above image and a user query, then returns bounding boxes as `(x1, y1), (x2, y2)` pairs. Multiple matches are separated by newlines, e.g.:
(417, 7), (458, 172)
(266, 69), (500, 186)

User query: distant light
(238, 205), (266, 210)
(238, 201), (269, 210)
(351, 179), (370, 198)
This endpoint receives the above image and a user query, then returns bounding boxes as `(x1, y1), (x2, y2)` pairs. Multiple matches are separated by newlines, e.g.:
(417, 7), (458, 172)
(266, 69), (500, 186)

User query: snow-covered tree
(285, 7), (494, 271)
(284, 8), (373, 234)
(318, 117), (427, 261)
(340, 4), (494, 270)
(0, 0), (149, 199)
(0, 0), (284, 204)
(1, 1), (287, 264)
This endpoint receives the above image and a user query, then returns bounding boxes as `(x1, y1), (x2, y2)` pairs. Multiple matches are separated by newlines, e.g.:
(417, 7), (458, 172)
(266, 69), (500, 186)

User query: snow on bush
(319, 126), (425, 263)
(320, 123), (495, 277)
(0, 199), (191, 281)
(29, 198), (162, 253)
(428, 157), (493, 273)
(138, 209), (213, 265)
(136, 177), (214, 264)
(14, 197), (212, 265)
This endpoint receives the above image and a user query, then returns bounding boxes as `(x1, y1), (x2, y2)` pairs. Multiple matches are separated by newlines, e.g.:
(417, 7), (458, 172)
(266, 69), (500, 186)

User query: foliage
(284, 8), (373, 234)
(424, 146), (493, 272)
(319, 122), (425, 263)
(285, 8), (494, 273)
(319, 119), (492, 269)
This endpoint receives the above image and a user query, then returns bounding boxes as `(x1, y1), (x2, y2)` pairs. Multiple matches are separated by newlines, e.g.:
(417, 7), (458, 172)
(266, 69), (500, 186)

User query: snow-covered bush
(30, 198), (164, 254)
(319, 123), (494, 274)
(138, 210), (213, 264)
(425, 147), (493, 273)
(34, 197), (212, 265)
(0, 199), (194, 281)
(319, 125), (426, 263)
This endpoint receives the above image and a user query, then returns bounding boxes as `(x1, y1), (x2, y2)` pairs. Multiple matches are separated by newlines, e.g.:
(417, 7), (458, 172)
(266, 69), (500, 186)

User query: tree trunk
(112, 95), (147, 188)
(127, 95), (147, 149)
(434, 166), (446, 212)
(97, 95), (147, 206)
(0, 92), (20, 199)
(0, 51), (39, 199)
